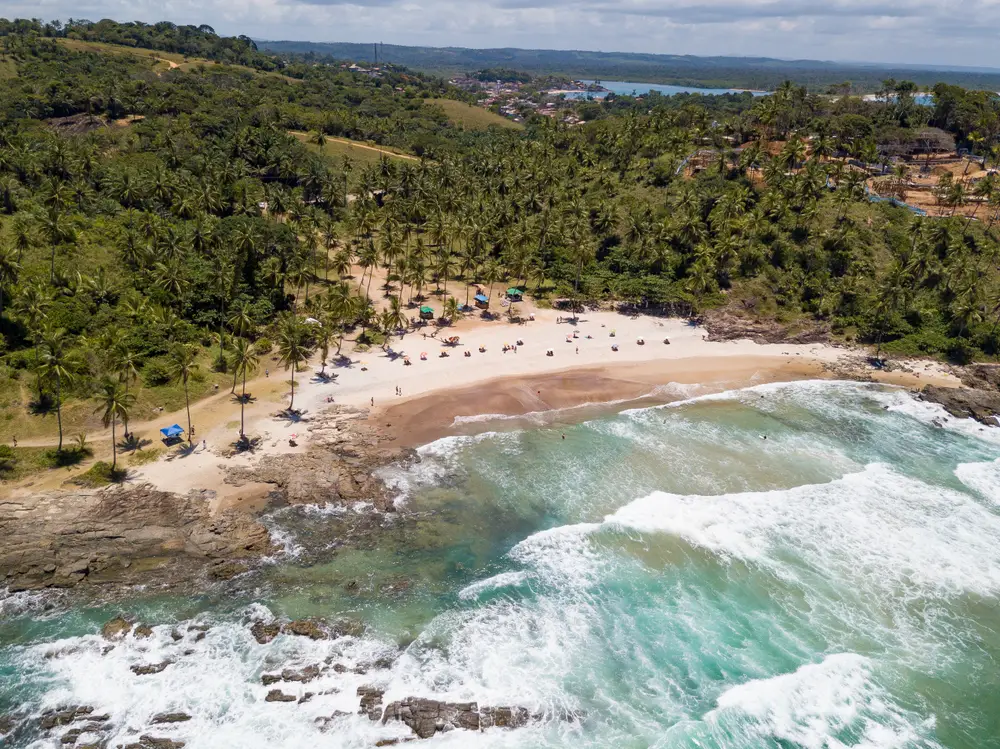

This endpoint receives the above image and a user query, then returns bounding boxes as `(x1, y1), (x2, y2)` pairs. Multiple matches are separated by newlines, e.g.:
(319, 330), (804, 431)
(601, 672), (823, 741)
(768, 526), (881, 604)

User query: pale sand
(118, 308), (959, 503)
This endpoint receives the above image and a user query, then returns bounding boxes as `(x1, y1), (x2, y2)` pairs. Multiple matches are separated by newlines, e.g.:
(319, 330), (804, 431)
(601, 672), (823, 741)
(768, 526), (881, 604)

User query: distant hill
(257, 41), (1000, 93)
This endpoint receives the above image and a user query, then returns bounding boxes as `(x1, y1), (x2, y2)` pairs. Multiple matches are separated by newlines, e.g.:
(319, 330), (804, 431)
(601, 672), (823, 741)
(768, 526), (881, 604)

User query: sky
(9, 0), (1000, 68)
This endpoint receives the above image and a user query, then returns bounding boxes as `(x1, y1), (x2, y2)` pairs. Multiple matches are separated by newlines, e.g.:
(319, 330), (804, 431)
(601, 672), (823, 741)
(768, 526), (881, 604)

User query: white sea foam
(458, 571), (531, 601)
(707, 653), (940, 749)
(604, 463), (1000, 598)
(955, 458), (1000, 505)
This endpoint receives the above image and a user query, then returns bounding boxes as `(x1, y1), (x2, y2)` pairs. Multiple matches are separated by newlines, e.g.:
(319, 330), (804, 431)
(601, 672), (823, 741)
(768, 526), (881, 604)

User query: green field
(290, 131), (418, 177)
(424, 98), (523, 130)
(0, 57), (17, 80)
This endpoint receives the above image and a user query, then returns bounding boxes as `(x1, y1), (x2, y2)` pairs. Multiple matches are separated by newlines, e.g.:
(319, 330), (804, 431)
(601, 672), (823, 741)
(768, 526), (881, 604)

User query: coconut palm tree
(95, 380), (134, 475)
(276, 314), (314, 412)
(0, 243), (21, 320)
(230, 337), (259, 438)
(167, 344), (199, 445)
(39, 327), (75, 452)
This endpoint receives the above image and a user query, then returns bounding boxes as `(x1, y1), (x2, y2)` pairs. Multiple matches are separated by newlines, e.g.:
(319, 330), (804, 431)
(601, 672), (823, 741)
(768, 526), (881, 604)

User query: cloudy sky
(9, 0), (1000, 67)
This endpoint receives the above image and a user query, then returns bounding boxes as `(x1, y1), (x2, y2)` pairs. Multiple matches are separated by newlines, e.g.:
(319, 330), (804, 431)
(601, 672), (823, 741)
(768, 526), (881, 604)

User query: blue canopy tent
(474, 293), (489, 309)
(160, 424), (184, 439)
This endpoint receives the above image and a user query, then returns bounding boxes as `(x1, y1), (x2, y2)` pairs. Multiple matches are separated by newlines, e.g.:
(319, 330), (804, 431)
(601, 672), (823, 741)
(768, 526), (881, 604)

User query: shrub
(142, 356), (172, 386)
(254, 337), (273, 354)
(0, 444), (17, 473)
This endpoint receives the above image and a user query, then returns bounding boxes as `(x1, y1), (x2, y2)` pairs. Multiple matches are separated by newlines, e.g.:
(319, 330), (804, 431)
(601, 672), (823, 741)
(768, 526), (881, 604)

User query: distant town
(448, 71), (609, 125)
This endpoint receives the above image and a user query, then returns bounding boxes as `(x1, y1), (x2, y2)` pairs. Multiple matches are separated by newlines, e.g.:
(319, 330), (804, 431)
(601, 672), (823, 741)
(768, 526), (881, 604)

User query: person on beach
(11, 435), (16, 447)
(265, 369), (269, 378)
(370, 397), (374, 407)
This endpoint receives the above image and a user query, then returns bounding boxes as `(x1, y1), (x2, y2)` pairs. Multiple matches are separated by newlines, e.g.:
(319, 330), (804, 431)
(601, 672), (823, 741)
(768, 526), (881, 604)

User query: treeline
(257, 40), (1000, 94)
(0, 18), (278, 71)
(2, 21), (1000, 469)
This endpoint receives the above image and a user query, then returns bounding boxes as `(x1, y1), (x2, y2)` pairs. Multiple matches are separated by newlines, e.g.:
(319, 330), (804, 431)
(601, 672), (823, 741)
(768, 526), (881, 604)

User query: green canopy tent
(506, 288), (523, 301)
(419, 305), (434, 320)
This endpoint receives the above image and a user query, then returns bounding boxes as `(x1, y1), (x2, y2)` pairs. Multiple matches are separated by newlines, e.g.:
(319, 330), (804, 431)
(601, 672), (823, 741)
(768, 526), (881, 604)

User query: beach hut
(419, 305), (434, 320)
(506, 288), (523, 302)
(474, 294), (489, 309)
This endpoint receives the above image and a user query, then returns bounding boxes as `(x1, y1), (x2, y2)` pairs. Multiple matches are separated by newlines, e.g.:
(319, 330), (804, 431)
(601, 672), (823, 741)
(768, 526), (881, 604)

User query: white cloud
(4, 0), (999, 67)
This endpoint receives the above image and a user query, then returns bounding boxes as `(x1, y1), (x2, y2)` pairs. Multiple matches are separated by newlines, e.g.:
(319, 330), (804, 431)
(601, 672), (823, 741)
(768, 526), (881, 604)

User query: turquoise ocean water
(2, 380), (1000, 748)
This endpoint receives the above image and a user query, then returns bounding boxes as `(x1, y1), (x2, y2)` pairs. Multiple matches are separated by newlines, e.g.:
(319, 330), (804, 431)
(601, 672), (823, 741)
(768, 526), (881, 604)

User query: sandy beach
(108, 307), (958, 501)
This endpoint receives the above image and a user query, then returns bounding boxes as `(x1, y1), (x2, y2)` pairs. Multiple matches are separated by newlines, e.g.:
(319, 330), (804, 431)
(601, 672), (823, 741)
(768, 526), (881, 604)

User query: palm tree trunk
(240, 369), (247, 437)
(56, 375), (63, 452)
(183, 376), (192, 445)
(111, 416), (117, 473)
(289, 364), (296, 411)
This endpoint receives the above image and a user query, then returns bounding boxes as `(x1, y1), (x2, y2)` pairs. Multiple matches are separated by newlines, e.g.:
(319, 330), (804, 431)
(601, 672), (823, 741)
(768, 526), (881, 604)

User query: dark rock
(283, 620), (327, 640)
(262, 665), (321, 686)
(0, 715), (15, 734)
(150, 713), (191, 725)
(40, 707), (93, 730)
(375, 740), (415, 747)
(209, 561), (249, 580)
(101, 617), (132, 640)
(193, 632), (206, 642)
(330, 618), (365, 638)
(250, 622), (280, 644)
(170, 630), (183, 642)
(331, 663), (348, 673)
(921, 385), (1000, 426)
(380, 699), (535, 739)
(298, 693), (314, 704)
(122, 736), (185, 749)
(130, 661), (172, 676)
(61, 727), (86, 744)
(357, 686), (385, 721)
(264, 690), (297, 703)
(133, 624), (153, 639)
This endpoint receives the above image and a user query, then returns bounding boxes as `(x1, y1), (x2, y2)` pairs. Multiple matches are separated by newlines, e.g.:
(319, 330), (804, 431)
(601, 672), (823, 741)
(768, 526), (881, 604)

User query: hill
(258, 41), (1000, 93)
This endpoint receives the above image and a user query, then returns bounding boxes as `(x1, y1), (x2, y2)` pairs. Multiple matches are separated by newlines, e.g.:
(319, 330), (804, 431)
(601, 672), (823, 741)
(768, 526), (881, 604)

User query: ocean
(3, 380), (1000, 748)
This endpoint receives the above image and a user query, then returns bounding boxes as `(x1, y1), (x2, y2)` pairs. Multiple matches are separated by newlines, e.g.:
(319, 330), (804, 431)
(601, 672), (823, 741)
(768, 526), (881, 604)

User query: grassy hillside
(290, 131), (418, 176)
(424, 98), (522, 130)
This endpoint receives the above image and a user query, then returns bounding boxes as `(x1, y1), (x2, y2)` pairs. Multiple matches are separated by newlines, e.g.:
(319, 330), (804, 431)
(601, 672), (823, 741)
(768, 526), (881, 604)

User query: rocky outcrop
(250, 622), (280, 644)
(379, 698), (535, 739)
(264, 690), (297, 703)
(130, 661), (172, 676)
(283, 619), (328, 640)
(101, 616), (132, 640)
(358, 687), (385, 721)
(0, 484), (272, 592)
(262, 665), (321, 686)
(122, 736), (185, 749)
(225, 407), (414, 512)
(151, 713), (191, 724)
(702, 309), (832, 345)
(920, 385), (1000, 425)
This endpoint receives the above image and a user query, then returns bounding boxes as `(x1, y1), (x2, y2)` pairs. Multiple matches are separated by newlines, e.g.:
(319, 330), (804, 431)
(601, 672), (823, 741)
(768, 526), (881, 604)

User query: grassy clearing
(57, 38), (186, 71)
(424, 99), (522, 131)
(0, 444), (92, 483)
(0, 344), (234, 444)
(0, 57), (17, 80)
(291, 132), (417, 180)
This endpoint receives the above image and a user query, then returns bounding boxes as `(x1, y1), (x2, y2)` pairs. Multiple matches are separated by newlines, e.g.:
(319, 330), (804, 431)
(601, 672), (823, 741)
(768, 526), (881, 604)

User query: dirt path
(288, 131), (419, 161)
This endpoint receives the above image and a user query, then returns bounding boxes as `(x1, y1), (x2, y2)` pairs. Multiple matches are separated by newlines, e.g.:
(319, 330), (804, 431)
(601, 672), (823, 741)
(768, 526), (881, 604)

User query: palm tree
(111, 345), (140, 434)
(39, 327), (74, 452)
(442, 296), (460, 325)
(95, 380), (135, 474)
(276, 314), (314, 412)
(167, 344), (199, 445)
(230, 337), (259, 438)
(314, 323), (334, 378)
(482, 259), (503, 309)
(0, 244), (21, 320)
(17, 284), (51, 404)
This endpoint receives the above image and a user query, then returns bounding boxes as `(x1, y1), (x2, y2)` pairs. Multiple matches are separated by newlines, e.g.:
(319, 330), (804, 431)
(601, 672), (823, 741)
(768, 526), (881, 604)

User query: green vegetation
(1, 16), (1000, 473)
(423, 99), (522, 131)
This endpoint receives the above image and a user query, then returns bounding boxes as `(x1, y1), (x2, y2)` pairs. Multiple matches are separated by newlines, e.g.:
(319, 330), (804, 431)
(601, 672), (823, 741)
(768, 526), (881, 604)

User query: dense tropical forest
(1, 18), (1000, 479)
(258, 40), (1000, 94)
